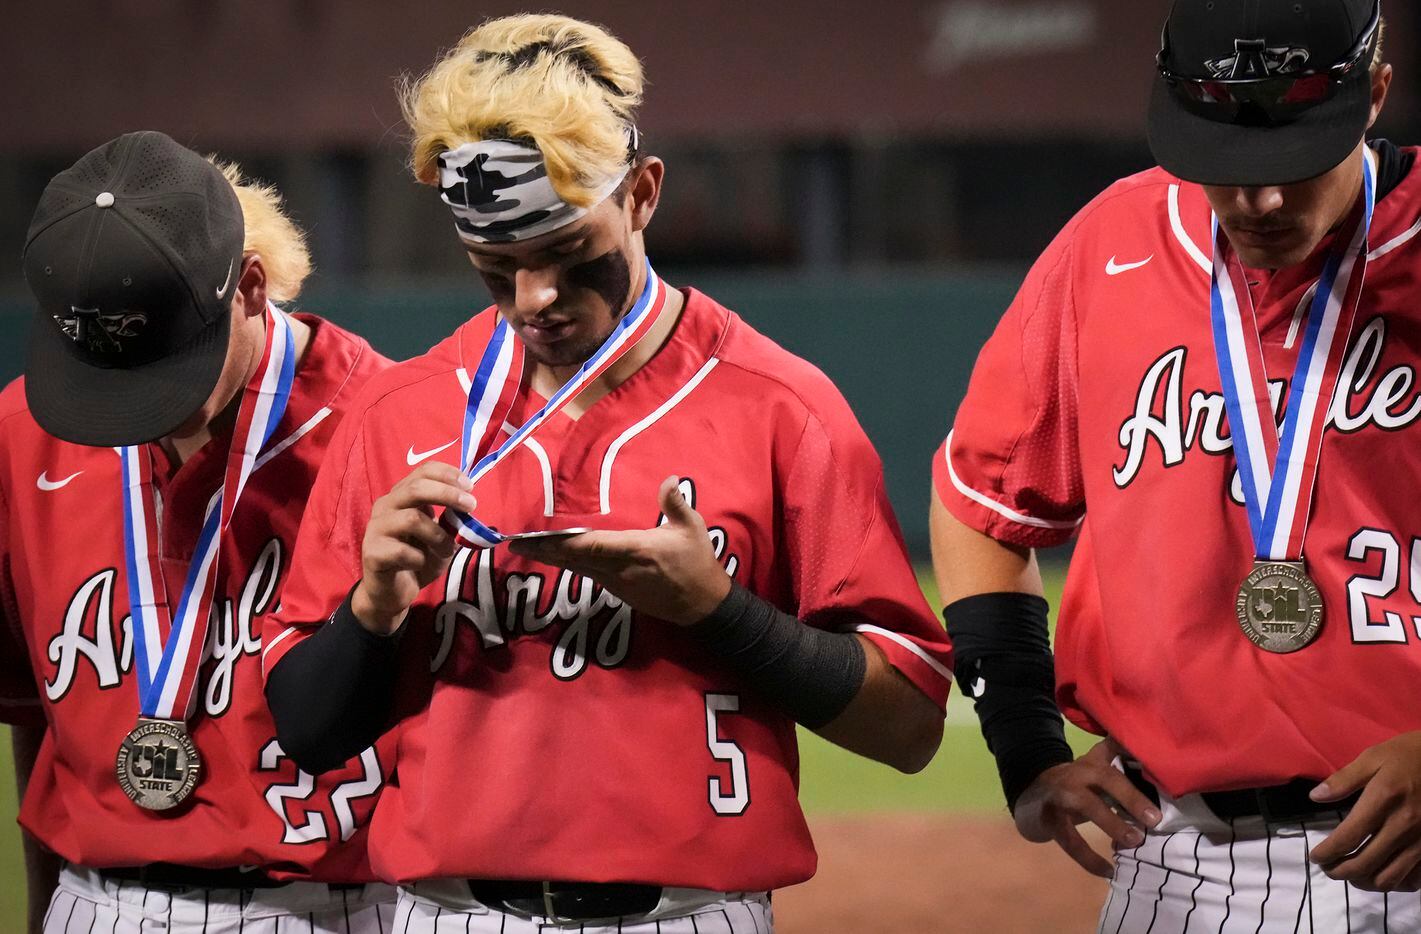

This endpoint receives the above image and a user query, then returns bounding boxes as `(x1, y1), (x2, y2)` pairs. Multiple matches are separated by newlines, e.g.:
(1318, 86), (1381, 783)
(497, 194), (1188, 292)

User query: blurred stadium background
(2, 1), (1418, 930)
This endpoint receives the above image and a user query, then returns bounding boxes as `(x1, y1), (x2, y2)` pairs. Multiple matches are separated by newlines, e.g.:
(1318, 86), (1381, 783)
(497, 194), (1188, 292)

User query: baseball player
(1, 132), (396, 933)
(932, 0), (1421, 930)
(260, 13), (953, 932)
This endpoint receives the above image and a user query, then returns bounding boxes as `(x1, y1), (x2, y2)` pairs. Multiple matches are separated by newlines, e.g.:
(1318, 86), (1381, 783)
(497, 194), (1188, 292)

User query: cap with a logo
(22, 131), (244, 446)
(1149, 0), (1381, 186)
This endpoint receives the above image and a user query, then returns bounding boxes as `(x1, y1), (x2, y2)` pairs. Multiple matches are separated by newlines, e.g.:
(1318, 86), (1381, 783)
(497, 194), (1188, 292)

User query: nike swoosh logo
(215, 260), (235, 300)
(37, 470), (83, 492)
(971, 676), (986, 698)
(1106, 254), (1154, 276)
(407, 440), (458, 467)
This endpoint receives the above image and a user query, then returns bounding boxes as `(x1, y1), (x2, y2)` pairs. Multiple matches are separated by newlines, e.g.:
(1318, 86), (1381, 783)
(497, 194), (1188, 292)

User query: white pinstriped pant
(393, 880), (772, 933)
(42, 864), (397, 934)
(1097, 788), (1421, 933)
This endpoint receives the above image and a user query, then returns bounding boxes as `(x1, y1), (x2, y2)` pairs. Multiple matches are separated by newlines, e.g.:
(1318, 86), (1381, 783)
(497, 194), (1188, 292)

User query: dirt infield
(775, 814), (1110, 933)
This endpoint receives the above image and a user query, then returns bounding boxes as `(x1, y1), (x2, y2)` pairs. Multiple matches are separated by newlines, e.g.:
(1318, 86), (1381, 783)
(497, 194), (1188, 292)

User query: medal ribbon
(121, 305), (297, 721)
(1209, 151), (1376, 561)
(445, 259), (669, 548)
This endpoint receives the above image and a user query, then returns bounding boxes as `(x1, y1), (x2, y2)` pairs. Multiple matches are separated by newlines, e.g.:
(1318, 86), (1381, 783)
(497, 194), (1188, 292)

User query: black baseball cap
(1149, 0), (1381, 186)
(22, 131), (244, 446)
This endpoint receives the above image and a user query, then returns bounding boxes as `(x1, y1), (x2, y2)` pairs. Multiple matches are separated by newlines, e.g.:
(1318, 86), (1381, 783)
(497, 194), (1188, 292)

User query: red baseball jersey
(265, 288), (952, 891)
(0, 315), (394, 878)
(937, 148), (1421, 797)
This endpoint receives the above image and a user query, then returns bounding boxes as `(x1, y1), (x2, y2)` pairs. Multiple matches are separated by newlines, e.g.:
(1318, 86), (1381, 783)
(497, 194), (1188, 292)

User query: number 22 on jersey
(258, 740), (385, 845)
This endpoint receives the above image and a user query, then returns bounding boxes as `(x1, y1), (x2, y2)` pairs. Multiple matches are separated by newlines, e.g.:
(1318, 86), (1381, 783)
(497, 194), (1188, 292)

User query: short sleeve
(0, 470), (42, 727)
(783, 402), (954, 709)
(262, 409), (375, 678)
(933, 224), (1085, 549)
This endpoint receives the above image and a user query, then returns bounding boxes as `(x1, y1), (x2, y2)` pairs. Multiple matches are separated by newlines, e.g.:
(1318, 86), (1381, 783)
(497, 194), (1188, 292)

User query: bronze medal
(115, 718), (202, 810)
(1235, 561), (1324, 654)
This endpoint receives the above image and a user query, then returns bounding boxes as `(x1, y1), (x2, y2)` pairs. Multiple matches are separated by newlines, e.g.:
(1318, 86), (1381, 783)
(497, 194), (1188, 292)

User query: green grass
(1, 735), (18, 929)
(0, 563), (1074, 926)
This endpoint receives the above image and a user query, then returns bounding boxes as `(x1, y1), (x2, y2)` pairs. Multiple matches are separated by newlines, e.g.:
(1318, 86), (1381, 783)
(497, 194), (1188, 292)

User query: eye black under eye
(479, 270), (513, 293)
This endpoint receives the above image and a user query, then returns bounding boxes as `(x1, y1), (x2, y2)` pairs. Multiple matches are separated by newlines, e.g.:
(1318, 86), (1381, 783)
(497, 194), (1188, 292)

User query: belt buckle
(541, 881), (597, 926)
(542, 881), (566, 925)
(536, 881), (655, 925)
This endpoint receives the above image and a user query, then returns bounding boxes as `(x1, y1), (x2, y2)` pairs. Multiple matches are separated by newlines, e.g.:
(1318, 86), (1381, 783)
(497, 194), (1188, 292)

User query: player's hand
(1013, 738), (1163, 879)
(352, 462), (473, 635)
(507, 475), (731, 625)
(1309, 731), (1421, 892)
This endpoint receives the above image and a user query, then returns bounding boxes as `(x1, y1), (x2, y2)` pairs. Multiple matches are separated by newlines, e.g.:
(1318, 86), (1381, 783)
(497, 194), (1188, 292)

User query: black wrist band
(944, 592), (1074, 812)
(690, 582), (867, 729)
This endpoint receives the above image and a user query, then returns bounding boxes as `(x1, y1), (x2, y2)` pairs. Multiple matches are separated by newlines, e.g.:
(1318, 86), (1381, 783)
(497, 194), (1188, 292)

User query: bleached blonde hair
(212, 161), (312, 303)
(401, 14), (644, 207)
(1372, 17), (1386, 73)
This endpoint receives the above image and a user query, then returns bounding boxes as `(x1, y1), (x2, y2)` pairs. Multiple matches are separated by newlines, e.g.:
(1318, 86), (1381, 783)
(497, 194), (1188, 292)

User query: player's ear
(627, 157), (663, 234)
(232, 254), (268, 320)
(1368, 63), (1393, 130)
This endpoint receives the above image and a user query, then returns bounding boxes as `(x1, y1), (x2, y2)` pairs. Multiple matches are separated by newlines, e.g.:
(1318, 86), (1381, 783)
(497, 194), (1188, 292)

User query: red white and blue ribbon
(445, 259), (669, 548)
(1209, 151), (1375, 561)
(121, 305), (296, 721)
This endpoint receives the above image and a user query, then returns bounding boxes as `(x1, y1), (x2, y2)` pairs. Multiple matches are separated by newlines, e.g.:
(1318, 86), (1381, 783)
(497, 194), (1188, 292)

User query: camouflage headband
(437, 133), (635, 244)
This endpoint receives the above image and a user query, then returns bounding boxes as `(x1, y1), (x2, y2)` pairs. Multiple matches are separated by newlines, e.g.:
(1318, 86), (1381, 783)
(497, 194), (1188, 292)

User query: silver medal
(115, 718), (202, 810)
(1235, 561), (1324, 654)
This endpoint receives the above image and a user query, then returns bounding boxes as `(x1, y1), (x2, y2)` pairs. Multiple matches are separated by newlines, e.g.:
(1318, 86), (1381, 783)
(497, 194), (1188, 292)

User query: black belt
(467, 879), (662, 922)
(98, 863), (286, 890)
(1125, 766), (1361, 823)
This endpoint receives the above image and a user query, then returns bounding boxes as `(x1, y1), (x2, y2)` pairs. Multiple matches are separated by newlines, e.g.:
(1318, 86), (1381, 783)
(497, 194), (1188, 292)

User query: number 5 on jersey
(705, 693), (749, 816)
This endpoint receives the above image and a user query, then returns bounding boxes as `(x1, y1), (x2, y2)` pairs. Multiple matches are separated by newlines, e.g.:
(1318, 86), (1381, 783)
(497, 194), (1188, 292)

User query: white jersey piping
(1168, 184), (1212, 274)
(943, 430), (1084, 531)
(261, 624), (298, 666)
(599, 358), (721, 515)
(500, 422), (555, 518)
(253, 408), (333, 474)
(1369, 215), (1421, 260)
(848, 623), (954, 681)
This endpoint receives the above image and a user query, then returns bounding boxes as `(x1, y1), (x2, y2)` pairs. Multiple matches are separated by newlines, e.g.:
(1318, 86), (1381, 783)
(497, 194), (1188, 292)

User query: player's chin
(1227, 231), (1317, 270)
(525, 334), (605, 369)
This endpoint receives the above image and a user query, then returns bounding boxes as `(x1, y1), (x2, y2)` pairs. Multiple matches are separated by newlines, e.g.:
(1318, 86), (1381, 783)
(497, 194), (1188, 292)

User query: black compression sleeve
(688, 583), (867, 729)
(264, 586), (403, 775)
(944, 592), (1074, 812)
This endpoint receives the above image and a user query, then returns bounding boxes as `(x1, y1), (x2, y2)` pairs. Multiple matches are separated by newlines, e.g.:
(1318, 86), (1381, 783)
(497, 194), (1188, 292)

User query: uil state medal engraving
(1235, 561), (1324, 654)
(115, 718), (202, 810)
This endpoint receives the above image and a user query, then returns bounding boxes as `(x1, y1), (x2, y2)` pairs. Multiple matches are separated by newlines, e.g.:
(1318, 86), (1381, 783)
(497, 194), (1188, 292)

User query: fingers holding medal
(354, 462), (474, 635)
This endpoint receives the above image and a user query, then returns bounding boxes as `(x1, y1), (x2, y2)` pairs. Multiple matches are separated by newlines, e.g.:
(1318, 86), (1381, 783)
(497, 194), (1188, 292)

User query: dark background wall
(20, 1), (1383, 149)
(4, 0), (1417, 552)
